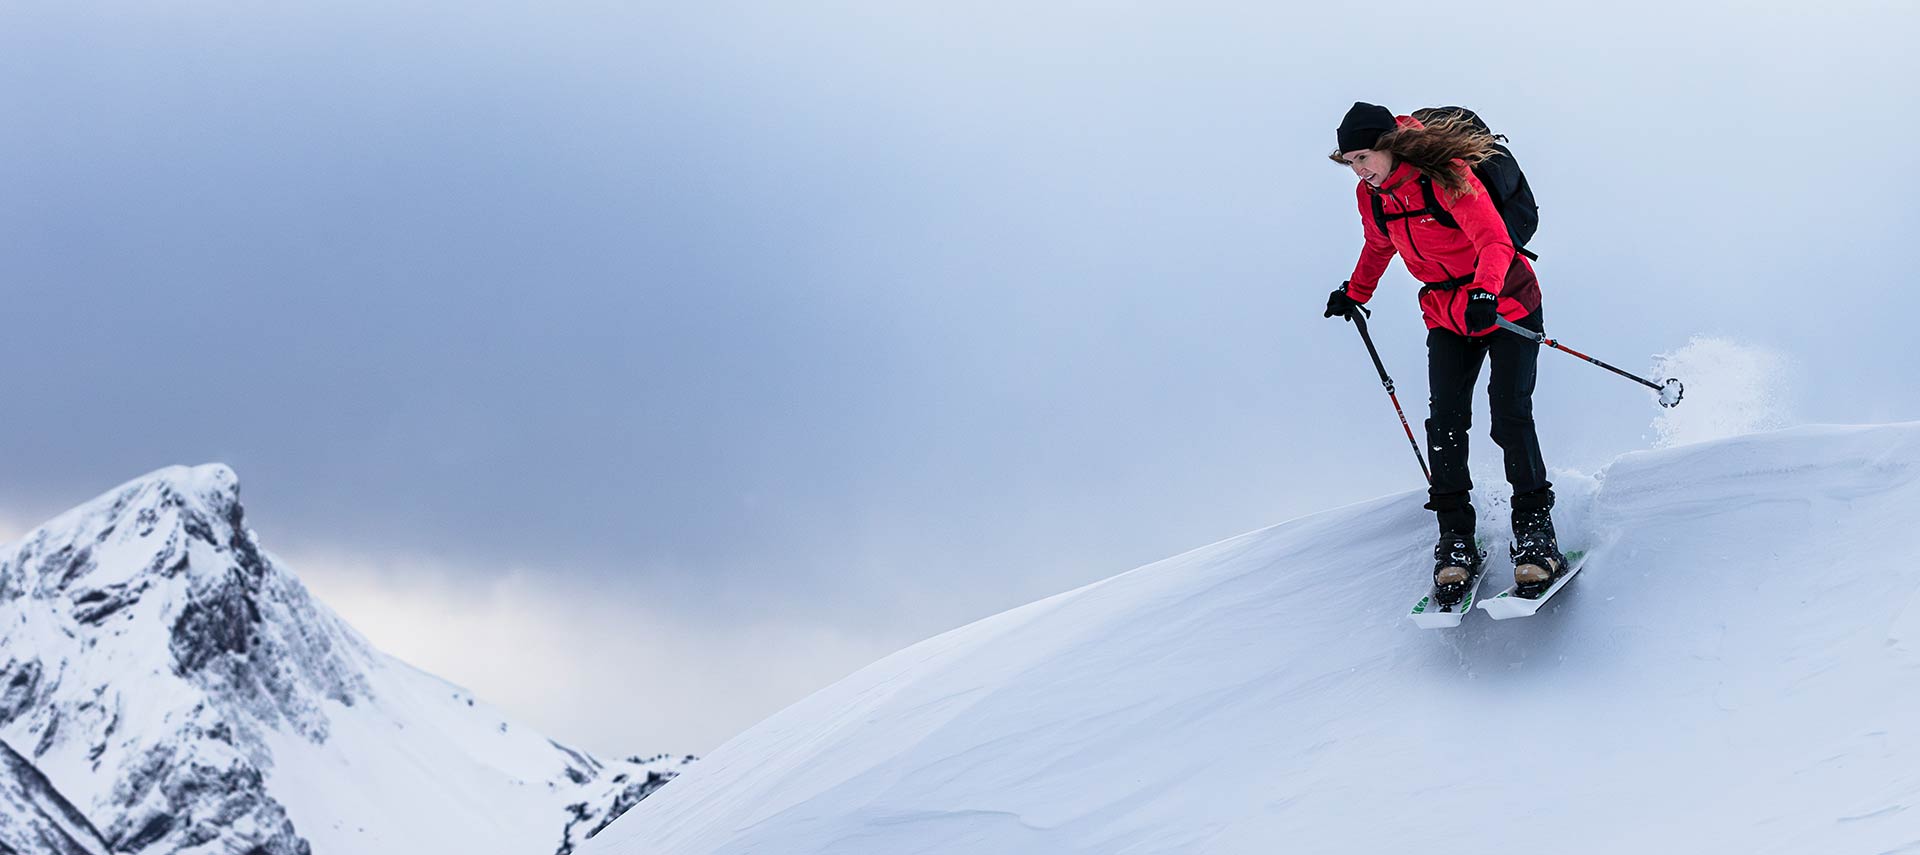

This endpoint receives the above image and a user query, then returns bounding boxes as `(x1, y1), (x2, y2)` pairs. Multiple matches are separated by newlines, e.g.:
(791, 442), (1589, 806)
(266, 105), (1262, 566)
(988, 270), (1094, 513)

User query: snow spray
(1650, 336), (1791, 448)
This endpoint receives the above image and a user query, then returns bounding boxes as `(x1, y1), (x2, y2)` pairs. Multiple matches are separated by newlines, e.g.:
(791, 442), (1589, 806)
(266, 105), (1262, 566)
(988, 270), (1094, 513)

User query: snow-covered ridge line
(1, 463), (688, 855)
(581, 422), (1920, 855)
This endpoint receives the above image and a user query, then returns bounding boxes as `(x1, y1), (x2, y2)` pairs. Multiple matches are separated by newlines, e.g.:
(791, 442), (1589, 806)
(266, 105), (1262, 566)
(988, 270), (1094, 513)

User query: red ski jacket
(1344, 120), (1541, 337)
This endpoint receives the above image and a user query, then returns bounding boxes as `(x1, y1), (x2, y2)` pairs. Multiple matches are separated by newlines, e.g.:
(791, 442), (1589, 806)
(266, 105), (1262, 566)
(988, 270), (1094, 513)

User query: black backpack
(1370, 106), (1540, 260)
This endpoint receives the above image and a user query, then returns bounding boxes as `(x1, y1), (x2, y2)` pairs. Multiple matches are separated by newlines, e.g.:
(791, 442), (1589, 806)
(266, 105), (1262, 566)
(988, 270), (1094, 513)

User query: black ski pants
(1425, 309), (1551, 534)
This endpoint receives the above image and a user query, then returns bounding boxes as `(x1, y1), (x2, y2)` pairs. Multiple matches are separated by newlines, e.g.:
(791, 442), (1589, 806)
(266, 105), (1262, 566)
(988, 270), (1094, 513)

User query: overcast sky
(3, 1), (1916, 755)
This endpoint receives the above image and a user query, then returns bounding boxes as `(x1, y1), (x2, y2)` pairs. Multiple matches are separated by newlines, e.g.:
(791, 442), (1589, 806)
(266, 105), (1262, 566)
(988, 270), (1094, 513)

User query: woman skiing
(1321, 101), (1564, 605)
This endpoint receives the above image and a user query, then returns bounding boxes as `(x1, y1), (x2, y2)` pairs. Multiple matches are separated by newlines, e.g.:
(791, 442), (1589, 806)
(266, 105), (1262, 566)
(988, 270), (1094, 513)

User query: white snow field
(583, 422), (1920, 855)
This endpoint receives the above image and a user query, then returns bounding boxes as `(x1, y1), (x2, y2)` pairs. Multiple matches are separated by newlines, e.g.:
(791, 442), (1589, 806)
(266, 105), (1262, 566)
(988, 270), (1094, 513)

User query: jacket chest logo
(1392, 195), (1436, 226)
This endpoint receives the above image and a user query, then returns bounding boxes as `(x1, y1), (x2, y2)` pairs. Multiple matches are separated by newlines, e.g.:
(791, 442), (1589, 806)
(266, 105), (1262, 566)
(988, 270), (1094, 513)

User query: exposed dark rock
(551, 768), (677, 855)
(104, 739), (311, 855)
(0, 661), (42, 727)
(118, 813), (174, 852)
(34, 708), (59, 758)
(150, 546), (189, 580)
(135, 506), (160, 537)
(43, 544), (91, 591)
(71, 583), (143, 625)
(170, 582), (261, 676)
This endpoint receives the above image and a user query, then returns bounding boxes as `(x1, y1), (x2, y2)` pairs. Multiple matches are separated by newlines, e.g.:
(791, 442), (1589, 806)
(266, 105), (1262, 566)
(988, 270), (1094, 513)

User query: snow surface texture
(0, 738), (110, 855)
(0, 465), (686, 855)
(583, 423), (1920, 855)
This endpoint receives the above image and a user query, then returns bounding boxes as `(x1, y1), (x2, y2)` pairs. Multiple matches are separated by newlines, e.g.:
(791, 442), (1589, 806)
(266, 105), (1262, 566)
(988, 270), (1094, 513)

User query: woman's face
(1342, 149), (1394, 187)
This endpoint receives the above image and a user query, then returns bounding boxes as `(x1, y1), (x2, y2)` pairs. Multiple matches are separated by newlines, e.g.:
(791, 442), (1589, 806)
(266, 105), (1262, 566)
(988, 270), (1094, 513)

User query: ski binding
(1407, 568), (1487, 629)
(1477, 550), (1588, 620)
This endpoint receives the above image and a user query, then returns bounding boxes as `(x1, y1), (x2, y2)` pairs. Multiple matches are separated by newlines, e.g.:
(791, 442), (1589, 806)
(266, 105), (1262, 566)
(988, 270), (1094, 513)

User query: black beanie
(1337, 102), (1396, 153)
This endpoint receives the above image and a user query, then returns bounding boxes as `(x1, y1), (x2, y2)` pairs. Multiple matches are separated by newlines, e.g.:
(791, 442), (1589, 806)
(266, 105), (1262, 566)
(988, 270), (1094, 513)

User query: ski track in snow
(580, 423), (1920, 855)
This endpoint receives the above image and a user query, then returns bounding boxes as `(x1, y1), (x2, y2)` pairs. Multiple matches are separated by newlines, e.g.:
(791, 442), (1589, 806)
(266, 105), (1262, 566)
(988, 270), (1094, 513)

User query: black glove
(1324, 284), (1361, 320)
(1464, 289), (1498, 333)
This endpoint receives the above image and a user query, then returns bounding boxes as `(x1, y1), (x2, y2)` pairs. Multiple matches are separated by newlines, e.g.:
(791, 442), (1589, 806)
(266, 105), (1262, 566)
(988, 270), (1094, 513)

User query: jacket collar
(1375, 160), (1421, 194)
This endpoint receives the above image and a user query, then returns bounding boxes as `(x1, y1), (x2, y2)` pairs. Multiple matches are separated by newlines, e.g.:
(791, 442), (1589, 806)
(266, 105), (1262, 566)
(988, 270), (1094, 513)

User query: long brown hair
(1329, 109), (1502, 196)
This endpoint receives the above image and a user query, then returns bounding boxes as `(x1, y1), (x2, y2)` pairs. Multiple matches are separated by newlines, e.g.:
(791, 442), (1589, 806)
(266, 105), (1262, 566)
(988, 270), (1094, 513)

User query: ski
(1477, 550), (1588, 620)
(1407, 566), (1487, 629)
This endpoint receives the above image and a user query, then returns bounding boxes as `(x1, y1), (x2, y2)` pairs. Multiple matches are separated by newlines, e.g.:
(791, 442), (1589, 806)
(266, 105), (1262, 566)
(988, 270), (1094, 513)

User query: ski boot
(1432, 532), (1485, 608)
(1510, 505), (1567, 599)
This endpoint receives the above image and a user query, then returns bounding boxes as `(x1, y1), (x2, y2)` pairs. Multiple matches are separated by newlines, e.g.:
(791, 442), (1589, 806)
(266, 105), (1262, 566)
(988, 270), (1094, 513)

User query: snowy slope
(0, 738), (110, 855)
(0, 465), (685, 855)
(582, 423), (1920, 855)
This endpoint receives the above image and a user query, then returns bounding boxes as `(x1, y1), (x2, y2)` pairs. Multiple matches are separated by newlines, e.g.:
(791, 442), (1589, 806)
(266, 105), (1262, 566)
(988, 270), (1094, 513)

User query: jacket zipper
(1393, 187), (1429, 265)
(1389, 185), (1472, 334)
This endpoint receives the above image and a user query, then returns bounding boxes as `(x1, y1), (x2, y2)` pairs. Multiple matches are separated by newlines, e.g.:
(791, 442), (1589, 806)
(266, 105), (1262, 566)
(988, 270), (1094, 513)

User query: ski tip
(1409, 610), (1466, 629)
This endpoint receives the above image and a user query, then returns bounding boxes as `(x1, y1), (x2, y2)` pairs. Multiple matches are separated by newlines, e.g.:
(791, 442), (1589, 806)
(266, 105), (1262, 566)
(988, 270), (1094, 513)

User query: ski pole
(1345, 306), (1432, 483)
(1493, 316), (1685, 408)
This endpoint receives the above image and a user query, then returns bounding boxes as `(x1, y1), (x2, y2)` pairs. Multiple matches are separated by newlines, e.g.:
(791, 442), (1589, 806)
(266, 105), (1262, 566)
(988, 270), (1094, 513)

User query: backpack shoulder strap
(1420, 175), (1459, 230)
(1369, 190), (1390, 237)
(1421, 172), (1538, 259)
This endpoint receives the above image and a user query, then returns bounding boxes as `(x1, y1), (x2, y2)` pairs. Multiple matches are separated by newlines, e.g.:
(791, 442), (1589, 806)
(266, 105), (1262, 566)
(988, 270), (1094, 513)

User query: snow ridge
(580, 423), (1920, 855)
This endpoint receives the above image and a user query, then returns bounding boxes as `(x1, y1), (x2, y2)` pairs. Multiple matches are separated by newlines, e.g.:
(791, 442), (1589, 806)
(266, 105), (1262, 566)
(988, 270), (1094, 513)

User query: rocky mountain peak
(3, 465), (685, 855)
(3, 463), (253, 602)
